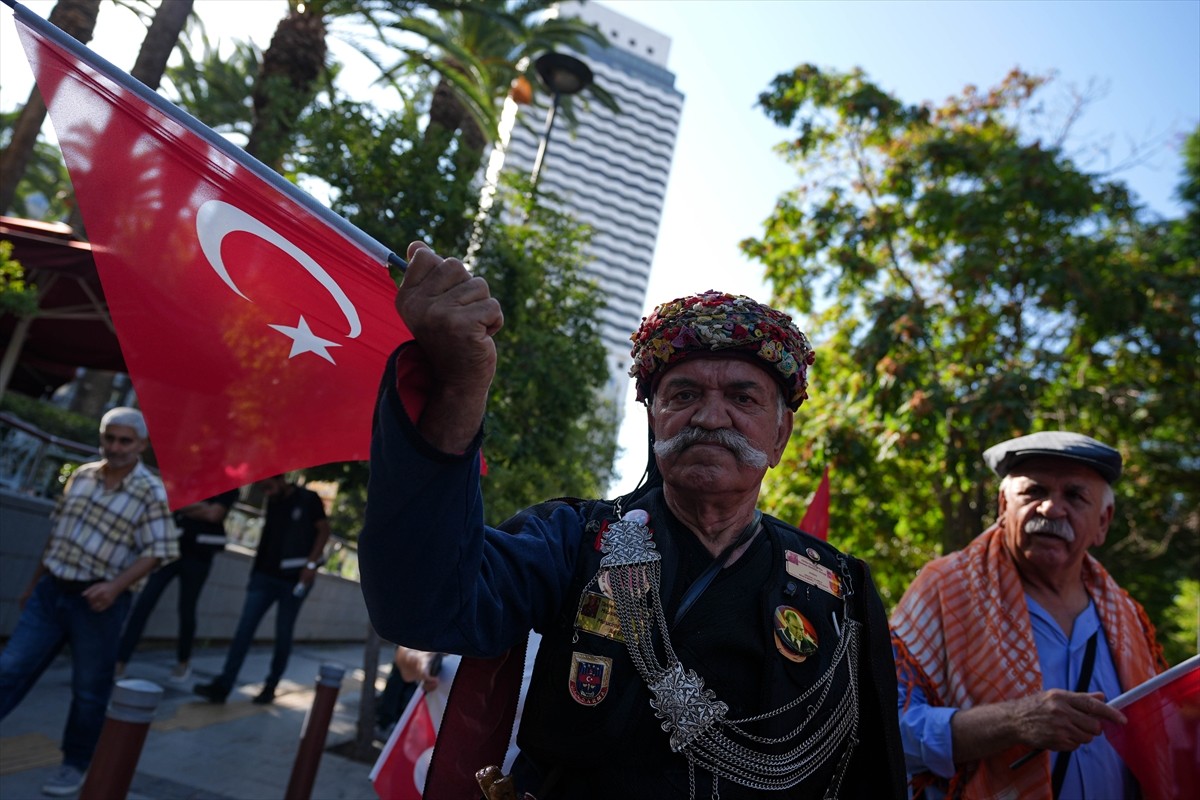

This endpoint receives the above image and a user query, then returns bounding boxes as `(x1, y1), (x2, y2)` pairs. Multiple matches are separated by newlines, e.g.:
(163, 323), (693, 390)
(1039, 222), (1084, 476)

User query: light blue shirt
(897, 596), (1137, 799)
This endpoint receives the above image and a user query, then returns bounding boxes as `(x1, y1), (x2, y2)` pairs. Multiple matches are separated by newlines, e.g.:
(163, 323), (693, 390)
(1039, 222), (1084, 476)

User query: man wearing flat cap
(891, 430), (1166, 800)
(359, 243), (906, 798)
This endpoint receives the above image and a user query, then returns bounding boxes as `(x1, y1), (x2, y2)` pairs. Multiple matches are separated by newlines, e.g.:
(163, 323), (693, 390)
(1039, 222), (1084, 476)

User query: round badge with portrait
(773, 605), (819, 663)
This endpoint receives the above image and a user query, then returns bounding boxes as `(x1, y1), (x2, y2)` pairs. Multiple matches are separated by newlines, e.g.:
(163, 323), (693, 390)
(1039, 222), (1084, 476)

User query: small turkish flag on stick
(8, 1), (411, 507)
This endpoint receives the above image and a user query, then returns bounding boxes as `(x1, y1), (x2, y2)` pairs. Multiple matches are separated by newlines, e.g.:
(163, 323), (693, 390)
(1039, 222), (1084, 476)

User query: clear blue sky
(3, 0), (1197, 490)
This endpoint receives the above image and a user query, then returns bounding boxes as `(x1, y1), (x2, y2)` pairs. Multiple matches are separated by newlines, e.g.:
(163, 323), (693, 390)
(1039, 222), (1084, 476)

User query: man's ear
(768, 410), (794, 468)
(1094, 502), (1114, 547)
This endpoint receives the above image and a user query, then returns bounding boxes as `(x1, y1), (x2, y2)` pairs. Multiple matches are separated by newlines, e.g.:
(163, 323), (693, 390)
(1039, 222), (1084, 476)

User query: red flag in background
(798, 466), (830, 541)
(9, 2), (410, 507)
(1102, 655), (1200, 800)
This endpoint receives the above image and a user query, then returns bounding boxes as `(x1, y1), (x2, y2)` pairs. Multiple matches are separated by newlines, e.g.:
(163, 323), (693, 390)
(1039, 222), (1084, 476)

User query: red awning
(0, 216), (126, 397)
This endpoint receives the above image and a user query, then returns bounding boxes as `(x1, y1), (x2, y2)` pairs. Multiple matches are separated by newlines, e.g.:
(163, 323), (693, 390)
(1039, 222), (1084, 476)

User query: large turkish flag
(11, 4), (410, 507)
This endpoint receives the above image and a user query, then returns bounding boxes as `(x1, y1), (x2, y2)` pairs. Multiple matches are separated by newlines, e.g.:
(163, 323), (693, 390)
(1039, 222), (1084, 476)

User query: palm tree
(377, 0), (616, 155)
(240, 0), (436, 171)
(240, 0), (615, 172)
(128, 0), (195, 90)
(65, 0), (196, 233)
(0, 0), (103, 214)
(243, 0), (332, 169)
(1, 0), (196, 219)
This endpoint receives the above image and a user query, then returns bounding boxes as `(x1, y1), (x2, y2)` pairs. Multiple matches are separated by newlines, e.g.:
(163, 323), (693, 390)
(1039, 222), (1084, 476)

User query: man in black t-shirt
(194, 475), (329, 704)
(116, 488), (241, 683)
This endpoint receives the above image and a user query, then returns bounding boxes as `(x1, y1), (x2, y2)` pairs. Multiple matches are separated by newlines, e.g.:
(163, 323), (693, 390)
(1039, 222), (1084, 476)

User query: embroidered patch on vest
(574, 591), (624, 642)
(784, 549), (843, 598)
(773, 605), (819, 663)
(568, 652), (612, 706)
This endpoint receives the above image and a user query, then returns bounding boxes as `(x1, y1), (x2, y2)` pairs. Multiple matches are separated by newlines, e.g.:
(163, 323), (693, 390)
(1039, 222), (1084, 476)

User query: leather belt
(52, 576), (103, 594)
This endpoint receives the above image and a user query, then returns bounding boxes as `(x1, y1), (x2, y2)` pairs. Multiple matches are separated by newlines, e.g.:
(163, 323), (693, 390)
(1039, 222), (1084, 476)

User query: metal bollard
(284, 662), (345, 800)
(79, 679), (163, 800)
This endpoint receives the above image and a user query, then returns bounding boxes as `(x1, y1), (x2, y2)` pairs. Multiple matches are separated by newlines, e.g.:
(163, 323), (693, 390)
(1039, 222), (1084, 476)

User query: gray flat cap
(983, 431), (1122, 484)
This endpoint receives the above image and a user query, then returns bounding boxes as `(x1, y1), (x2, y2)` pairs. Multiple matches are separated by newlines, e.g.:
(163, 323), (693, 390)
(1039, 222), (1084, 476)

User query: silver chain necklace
(598, 510), (861, 799)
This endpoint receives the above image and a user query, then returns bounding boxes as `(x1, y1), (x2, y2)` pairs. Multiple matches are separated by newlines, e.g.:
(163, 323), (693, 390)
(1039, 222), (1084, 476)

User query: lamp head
(534, 52), (593, 96)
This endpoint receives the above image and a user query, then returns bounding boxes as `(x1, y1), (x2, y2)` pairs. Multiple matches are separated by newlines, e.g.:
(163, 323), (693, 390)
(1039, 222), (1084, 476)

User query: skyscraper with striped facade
(491, 1), (684, 416)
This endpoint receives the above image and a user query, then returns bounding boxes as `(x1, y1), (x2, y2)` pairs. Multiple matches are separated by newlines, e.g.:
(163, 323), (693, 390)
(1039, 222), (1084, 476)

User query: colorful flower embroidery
(629, 291), (815, 410)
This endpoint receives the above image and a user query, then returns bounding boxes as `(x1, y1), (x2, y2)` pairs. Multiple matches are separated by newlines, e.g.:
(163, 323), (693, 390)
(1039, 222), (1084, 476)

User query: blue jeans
(0, 574), (131, 770)
(117, 555), (213, 665)
(214, 571), (304, 690)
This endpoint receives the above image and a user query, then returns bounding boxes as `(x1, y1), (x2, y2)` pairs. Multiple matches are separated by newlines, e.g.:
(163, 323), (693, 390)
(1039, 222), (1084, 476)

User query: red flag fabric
(372, 689), (438, 800)
(10, 3), (410, 507)
(798, 466), (830, 541)
(1102, 654), (1200, 800)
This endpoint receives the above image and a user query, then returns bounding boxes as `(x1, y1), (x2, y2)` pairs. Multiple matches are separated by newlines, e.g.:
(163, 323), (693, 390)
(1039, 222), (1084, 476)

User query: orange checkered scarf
(890, 525), (1165, 800)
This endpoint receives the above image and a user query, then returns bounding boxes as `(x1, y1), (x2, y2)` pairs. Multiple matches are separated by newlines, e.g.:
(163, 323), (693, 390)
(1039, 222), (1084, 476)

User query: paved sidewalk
(0, 641), (390, 800)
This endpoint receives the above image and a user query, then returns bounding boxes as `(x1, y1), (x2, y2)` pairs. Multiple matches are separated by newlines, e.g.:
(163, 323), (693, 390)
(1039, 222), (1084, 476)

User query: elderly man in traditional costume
(359, 243), (906, 799)
(891, 431), (1166, 799)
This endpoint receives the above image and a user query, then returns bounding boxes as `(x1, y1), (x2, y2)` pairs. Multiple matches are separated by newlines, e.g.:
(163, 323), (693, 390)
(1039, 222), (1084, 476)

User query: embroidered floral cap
(629, 291), (815, 410)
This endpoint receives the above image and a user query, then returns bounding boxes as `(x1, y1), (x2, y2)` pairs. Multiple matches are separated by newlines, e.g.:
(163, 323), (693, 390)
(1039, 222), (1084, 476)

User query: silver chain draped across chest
(597, 510), (862, 799)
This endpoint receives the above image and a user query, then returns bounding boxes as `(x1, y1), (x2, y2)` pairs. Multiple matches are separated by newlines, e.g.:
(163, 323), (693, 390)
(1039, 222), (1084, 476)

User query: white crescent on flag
(196, 199), (361, 363)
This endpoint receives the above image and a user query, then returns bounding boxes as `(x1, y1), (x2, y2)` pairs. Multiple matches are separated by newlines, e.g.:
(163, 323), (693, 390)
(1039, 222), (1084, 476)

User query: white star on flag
(269, 316), (341, 363)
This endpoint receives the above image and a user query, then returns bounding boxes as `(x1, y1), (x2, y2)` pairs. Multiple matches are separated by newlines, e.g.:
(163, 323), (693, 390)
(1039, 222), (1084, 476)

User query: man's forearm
(949, 702), (1024, 764)
(417, 383), (489, 455)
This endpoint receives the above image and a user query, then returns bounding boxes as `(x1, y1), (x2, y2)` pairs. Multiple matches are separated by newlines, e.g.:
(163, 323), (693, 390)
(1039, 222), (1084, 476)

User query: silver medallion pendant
(648, 662), (729, 752)
(600, 510), (660, 568)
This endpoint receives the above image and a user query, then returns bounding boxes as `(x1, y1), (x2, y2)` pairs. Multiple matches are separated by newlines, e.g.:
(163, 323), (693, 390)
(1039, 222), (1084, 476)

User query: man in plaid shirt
(0, 407), (178, 797)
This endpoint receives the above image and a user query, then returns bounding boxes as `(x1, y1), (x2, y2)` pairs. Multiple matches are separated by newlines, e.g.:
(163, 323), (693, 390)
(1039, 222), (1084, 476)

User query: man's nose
(1036, 494), (1067, 516)
(690, 395), (732, 429)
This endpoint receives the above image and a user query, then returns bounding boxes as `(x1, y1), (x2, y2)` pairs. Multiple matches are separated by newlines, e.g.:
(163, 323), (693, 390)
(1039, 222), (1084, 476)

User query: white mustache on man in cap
(653, 426), (769, 469)
(1023, 514), (1075, 543)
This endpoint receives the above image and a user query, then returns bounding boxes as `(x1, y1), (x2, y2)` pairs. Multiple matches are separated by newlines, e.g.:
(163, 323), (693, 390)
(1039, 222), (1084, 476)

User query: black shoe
(252, 683), (277, 705)
(193, 680), (228, 704)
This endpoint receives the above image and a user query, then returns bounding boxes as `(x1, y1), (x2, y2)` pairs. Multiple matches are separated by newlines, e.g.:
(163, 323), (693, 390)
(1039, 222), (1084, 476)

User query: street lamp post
(529, 52), (593, 196)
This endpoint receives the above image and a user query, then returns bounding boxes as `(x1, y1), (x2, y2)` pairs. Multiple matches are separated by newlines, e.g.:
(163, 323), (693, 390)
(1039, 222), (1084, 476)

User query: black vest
(510, 489), (903, 799)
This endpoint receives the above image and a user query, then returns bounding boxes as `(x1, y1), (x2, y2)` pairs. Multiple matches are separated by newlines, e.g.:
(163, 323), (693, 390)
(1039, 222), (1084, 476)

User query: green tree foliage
(0, 110), (73, 220)
(742, 67), (1199, 649)
(472, 177), (617, 523)
(163, 32), (260, 141)
(299, 99), (615, 533)
(0, 241), (39, 317)
(297, 95), (484, 254)
(1163, 578), (1199, 662)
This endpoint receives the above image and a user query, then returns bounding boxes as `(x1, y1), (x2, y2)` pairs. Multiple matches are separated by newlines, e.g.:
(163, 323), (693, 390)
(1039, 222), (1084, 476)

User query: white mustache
(653, 427), (768, 469)
(1024, 515), (1075, 542)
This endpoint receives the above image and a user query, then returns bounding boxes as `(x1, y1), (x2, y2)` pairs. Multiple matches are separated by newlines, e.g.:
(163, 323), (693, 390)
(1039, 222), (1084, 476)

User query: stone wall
(0, 489), (372, 645)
